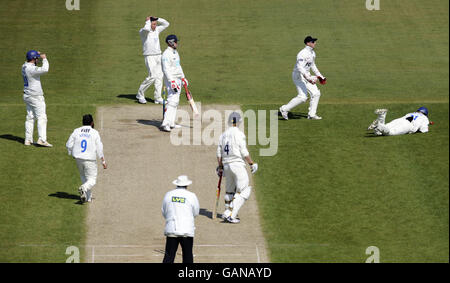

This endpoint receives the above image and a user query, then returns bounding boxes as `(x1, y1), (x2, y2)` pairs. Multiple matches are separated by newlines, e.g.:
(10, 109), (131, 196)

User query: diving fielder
(66, 114), (107, 203)
(279, 36), (326, 120)
(216, 112), (258, 223)
(369, 107), (430, 136)
(22, 50), (52, 147)
(136, 16), (170, 104)
(160, 34), (189, 132)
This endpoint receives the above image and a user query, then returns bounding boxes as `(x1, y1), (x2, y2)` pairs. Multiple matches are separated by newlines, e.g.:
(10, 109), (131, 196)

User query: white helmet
(228, 112), (242, 126)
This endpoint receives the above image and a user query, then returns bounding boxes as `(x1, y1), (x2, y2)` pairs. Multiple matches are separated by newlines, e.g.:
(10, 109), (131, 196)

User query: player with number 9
(66, 114), (107, 203)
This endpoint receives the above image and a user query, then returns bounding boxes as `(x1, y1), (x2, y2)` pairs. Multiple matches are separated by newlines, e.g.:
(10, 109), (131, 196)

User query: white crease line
(256, 244), (261, 263)
(92, 246), (95, 263)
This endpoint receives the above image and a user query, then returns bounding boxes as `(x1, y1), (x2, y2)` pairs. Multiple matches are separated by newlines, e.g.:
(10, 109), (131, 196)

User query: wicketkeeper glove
(318, 76), (327, 85)
(250, 163), (258, 174)
(171, 80), (179, 93)
(181, 78), (189, 87)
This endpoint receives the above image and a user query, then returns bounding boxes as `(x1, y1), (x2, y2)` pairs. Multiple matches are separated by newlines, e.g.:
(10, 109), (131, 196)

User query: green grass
(246, 103), (449, 262)
(0, 0), (448, 262)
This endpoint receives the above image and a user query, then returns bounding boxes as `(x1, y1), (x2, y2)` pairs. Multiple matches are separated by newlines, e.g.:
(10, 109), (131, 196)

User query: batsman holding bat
(279, 36), (326, 120)
(160, 34), (190, 132)
(216, 112), (258, 223)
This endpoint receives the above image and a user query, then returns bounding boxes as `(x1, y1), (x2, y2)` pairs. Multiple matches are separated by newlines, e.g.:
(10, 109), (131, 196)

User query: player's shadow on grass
(0, 134), (24, 144)
(48, 192), (83, 205)
(277, 111), (308, 120)
(117, 94), (156, 104)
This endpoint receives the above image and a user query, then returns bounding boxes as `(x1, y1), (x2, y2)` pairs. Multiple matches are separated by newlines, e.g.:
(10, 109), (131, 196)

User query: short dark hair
(82, 114), (93, 126)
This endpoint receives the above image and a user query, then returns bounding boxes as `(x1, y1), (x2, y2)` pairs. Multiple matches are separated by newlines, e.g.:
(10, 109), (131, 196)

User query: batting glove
(250, 163), (258, 174)
(171, 80), (179, 93)
(181, 78), (189, 87)
(216, 165), (224, 177)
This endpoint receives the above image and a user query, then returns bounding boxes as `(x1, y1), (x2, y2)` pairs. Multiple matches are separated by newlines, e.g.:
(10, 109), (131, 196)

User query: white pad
(230, 193), (245, 219)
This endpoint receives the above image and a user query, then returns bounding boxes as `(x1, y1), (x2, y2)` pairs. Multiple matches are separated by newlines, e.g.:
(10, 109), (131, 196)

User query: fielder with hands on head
(161, 175), (200, 263)
(217, 112), (258, 224)
(66, 114), (107, 203)
(136, 15), (170, 104)
(160, 34), (189, 132)
(279, 36), (326, 120)
(368, 107), (431, 136)
(22, 50), (52, 147)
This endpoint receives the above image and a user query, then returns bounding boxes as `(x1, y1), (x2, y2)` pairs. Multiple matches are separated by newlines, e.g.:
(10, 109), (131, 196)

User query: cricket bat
(212, 175), (222, 219)
(182, 83), (200, 117)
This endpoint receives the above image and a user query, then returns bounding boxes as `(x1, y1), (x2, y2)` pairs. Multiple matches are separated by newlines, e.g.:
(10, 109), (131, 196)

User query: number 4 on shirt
(224, 143), (230, 155)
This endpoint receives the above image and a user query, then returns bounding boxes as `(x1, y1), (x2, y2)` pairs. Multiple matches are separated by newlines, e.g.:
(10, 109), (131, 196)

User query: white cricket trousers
(376, 118), (413, 136)
(76, 158), (97, 198)
(224, 162), (252, 219)
(137, 55), (164, 101)
(161, 78), (182, 128)
(23, 94), (47, 142)
(281, 71), (321, 117)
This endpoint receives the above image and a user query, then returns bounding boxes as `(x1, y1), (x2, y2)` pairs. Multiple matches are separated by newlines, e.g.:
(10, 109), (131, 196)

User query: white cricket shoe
(367, 119), (379, 130)
(221, 209), (232, 220)
(374, 109), (388, 115)
(170, 124), (182, 129)
(279, 107), (289, 120)
(78, 187), (87, 203)
(225, 216), (240, 224)
(161, 125), (171, 132)
(307, 115), (322, 120)
(154, 98), (164, 104)
(24, 140), (32, 146)
(138, 99), (147, 104)
(37, 139), (53, 147)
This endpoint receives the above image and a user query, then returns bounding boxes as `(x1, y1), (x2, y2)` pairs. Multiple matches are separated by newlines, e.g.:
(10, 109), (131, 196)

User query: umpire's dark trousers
(162, 236), (194, 263)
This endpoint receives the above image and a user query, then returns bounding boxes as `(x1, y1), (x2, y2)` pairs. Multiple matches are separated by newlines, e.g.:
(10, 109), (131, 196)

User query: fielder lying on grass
(368, 107), (430, 136)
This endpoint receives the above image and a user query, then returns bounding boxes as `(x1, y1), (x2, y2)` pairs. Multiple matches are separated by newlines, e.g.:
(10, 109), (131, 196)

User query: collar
(305, 45), (314, 52)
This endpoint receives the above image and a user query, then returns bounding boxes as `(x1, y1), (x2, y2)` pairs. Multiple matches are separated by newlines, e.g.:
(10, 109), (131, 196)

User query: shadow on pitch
(277, 111), (308, 120)
(0, 134), (24, 144)
(137, 119), (163, 130)
(117, 94), (156, 104)
(48, 192), (83, 205)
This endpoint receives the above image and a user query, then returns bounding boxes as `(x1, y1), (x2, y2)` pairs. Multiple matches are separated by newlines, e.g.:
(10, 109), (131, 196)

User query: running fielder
(216, 112), (258, 223)
(279, 36), (326, 120)
(160, 34), (189, 132)
(66, 114), (107, 203)
(22, 50), (52, 147)
(369, 107), (430, 136)
(136, 16), (170, 104)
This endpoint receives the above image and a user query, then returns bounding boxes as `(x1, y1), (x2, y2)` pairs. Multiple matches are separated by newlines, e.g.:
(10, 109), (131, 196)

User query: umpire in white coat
(161, 175), (200, 263)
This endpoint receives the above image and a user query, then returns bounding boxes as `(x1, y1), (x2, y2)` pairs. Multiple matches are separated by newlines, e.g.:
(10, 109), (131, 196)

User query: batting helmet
(228, 112), (242, 126)
(26, 50), (40, 61)
(165, 34), (178, 46)
(417, 107), (429, 116)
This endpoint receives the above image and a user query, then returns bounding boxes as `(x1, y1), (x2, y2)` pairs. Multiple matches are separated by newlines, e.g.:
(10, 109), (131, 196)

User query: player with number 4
(66, 114), (107, 203)
(216, 112), (258, 223)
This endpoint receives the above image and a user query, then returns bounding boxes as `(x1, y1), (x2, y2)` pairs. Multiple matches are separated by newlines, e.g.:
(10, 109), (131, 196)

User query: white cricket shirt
(140, 18), (169, 56)
(22, 59), (49, 96)
(66, 126), (104, 161)
(293, 45), (323, 81)
(161, 46), (185, 81)
(217, 127), (250, 165)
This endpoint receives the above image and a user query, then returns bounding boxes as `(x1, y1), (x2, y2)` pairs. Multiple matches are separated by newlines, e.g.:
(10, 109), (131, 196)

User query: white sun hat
(172, 175), (193, 187)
